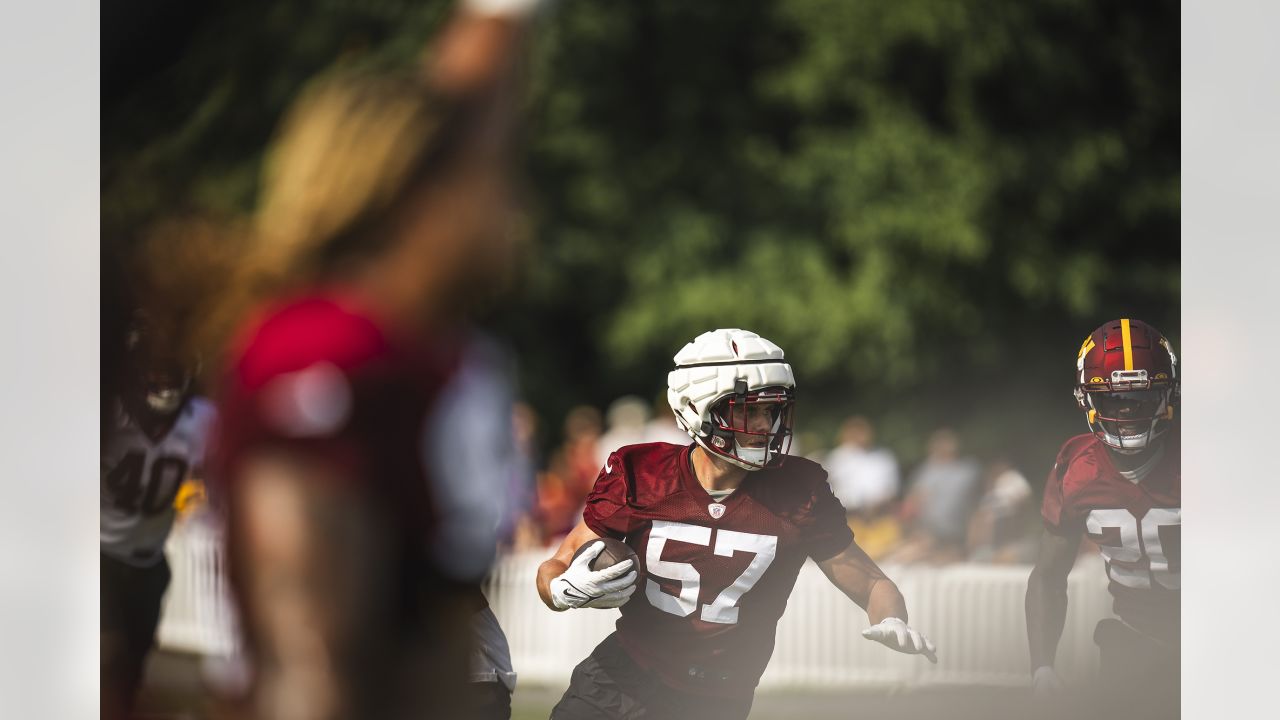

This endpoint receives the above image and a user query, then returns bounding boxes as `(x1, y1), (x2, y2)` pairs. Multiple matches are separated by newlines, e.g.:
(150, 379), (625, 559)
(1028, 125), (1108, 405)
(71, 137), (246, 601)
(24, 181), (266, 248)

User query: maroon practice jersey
(215, 288), (509, 596)
(1041, 431), (1180, 641)
(215, 287), (516, 716)
(584, 442), (853, 697)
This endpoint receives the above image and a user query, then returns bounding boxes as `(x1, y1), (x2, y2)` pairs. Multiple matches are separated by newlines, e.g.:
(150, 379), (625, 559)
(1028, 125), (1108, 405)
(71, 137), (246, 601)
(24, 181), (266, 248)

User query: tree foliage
(104, 0), (1179, 472)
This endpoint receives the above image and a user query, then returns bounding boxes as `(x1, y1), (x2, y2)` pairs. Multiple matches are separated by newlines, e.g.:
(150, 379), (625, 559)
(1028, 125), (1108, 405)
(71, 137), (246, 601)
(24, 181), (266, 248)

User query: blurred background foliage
(103, 0), (1178, 478)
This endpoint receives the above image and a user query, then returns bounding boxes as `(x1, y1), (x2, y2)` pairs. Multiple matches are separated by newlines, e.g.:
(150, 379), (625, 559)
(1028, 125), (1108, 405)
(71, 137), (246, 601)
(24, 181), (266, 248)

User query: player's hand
(861, 617), (938, 663)
(1032, 666), (1063, 696)
(549, 541), (638, 610)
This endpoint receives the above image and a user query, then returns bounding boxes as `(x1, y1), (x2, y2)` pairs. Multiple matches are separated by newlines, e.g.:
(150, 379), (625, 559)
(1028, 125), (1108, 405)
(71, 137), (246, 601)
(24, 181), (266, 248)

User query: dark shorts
(101, 552), (171, 718)
(550, 634), (754, 720)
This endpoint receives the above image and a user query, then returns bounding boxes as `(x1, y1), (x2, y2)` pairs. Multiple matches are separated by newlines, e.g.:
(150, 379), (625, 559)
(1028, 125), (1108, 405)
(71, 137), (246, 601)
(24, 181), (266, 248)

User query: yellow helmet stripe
(1078, 336), (1096, 359)
(1120, 318), (1134, 371)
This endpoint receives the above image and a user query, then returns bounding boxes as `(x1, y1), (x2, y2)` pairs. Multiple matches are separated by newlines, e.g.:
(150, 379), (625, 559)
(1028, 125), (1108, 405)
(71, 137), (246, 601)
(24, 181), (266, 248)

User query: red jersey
(214, 288), (517, 717)
(583, 442), (853, 697)
(1041, 431), (1180, 641)
(216, 289), (507, 597)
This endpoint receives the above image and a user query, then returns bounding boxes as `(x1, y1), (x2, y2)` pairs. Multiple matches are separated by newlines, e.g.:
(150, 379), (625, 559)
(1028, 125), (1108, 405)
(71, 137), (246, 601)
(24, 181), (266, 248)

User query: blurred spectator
(533, 405), (603, 546)
(596, 395), (650, 464)
(509, 402), (545, 551)
(562, 405), (604, 500)
(825, 416), (901, 513)
(645, 392), (692, 445)
(825, 416), (903, 560)
(534, 466), (580, 547)
(967, 460), (1038, 563)
(890, 428), (982, 564)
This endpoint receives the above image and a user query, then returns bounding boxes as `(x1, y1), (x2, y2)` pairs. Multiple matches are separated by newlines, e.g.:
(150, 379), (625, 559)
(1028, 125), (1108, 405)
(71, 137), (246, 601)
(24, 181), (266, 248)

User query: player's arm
(227, 450), (385, 720)
(817, 542), (937, 662)
(1025, 527), (1080, 685)
(425, 0), (544, 169)
(816, 540), (903, 620)
(535, 519), (636, 611)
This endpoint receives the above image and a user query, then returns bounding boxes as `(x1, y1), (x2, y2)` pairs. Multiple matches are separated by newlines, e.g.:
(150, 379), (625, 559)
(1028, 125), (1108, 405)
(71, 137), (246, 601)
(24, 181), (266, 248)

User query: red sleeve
(582, 451), (631, 539)
(804, 472), (855, 561)
(1041, 441), (1087, 536)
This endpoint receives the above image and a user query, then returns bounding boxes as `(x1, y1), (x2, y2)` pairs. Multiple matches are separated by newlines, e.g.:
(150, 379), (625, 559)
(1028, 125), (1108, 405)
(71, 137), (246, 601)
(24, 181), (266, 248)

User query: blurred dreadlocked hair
(197, 66), (477, 366)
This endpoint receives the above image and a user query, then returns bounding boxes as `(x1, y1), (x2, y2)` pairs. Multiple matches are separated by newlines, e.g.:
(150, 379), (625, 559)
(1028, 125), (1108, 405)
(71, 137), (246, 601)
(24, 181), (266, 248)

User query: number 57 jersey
(583, 443), (853, 697)
(1041, 431), (1181, 642)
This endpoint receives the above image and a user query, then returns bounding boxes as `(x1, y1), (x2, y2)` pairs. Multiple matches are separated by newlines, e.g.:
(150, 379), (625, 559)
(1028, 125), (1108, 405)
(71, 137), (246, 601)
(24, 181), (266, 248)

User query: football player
(212, 1), (539, 717)
(101, 315), (215, 720)
(1025, 318), (1180, 716)
(537, 329), (937, 720)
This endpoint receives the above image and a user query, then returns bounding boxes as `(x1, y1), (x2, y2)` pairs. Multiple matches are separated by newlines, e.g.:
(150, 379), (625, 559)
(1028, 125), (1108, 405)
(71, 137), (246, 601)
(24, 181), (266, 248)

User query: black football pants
(1093, 618), (1179, 720)
(550, 633), (754, 720)
(101, 552), (171, 720)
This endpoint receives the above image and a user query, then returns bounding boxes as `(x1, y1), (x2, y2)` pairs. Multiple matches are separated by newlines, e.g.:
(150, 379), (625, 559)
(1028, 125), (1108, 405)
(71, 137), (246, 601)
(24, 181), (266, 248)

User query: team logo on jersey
(708, 503), (726, 519)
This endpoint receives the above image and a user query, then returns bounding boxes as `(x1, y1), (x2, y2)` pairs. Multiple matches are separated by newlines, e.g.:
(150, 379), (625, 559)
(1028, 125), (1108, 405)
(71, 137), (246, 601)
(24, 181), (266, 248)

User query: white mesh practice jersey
(101, 397), (216, 566)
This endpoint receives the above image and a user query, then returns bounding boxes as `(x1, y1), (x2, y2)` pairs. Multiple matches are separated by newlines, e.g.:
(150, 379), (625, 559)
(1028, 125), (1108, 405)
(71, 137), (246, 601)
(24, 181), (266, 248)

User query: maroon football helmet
(1073, 318), (1178, 453)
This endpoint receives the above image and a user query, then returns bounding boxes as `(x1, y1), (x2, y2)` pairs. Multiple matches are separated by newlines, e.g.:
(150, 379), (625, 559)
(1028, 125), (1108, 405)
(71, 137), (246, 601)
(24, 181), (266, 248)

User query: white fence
(159, 526), (1113, 689)
(157, 521), (241, 657)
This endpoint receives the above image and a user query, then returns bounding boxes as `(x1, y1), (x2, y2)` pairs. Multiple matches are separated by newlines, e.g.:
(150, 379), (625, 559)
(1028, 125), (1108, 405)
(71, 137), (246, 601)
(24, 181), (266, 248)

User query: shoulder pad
(1053, 433), (1107, 494)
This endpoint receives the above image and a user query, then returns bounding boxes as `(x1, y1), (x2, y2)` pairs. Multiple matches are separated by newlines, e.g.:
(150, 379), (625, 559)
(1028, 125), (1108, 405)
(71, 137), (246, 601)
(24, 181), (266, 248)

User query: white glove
(1032, 666), (1063, 696)
(861, 617), (938, 663)
(549, 541), (638, 610)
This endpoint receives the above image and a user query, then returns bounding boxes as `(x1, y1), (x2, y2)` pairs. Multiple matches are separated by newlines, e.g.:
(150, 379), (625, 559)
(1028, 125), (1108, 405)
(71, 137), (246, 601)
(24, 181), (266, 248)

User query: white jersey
(101, 397), (216, 566)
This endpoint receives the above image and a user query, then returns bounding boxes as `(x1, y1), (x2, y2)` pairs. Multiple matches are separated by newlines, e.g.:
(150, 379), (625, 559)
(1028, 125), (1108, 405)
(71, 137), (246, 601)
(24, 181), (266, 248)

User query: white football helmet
(667, 329), (796, 471)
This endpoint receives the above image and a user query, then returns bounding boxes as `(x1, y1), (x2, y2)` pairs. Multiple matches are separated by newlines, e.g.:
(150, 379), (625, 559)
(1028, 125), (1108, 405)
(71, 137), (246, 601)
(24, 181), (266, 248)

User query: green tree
(104, 0), (1179, 473)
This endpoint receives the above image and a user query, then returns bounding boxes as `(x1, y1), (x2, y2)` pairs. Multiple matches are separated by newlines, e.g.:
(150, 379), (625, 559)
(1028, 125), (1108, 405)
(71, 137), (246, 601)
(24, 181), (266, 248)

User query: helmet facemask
(124, 315), (196, 423)
(142, 367), (192, 417)
(701, 383), (795, 470)
(1076, 386), (1174, 454)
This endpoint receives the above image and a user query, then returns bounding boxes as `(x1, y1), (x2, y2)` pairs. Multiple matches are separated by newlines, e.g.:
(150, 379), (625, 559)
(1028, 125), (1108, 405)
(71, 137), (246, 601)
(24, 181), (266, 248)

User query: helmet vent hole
(731, 340), (738, 355)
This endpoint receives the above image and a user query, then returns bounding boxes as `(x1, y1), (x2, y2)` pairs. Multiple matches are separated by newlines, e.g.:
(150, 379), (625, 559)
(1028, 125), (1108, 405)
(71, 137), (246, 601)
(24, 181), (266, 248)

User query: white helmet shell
(667, 329), (796, 469)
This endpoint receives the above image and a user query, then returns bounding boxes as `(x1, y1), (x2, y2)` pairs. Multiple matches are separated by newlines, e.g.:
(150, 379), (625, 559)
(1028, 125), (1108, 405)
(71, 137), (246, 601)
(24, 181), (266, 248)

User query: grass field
(507, 682), (1063, 720)
(136, 650), (1101, 720)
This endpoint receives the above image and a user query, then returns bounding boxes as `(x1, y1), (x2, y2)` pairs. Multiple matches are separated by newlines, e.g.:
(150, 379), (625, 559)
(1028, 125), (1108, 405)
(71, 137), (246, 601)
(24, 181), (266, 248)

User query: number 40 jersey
(584, 442), (853, 698)
(1041, 429), (1181, 642)
(101, 398), (217, 567)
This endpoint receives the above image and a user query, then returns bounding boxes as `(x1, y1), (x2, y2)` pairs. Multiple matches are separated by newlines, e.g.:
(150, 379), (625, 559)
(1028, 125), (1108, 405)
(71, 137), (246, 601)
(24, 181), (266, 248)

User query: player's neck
(1106, 441), (1165, 476)
(690, 446), (749, 492)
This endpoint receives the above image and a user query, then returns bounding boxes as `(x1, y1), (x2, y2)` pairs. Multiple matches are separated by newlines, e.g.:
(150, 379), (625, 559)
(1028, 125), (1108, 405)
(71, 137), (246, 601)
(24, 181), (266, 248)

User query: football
(574, 537), (639, 574)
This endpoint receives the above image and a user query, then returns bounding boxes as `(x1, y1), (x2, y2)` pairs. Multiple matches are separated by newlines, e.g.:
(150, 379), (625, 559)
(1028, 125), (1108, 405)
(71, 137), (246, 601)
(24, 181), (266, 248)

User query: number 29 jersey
(583, 442), (853, 697)
(1040, 431), (1180, 642)
(101, 398), (216, 566)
